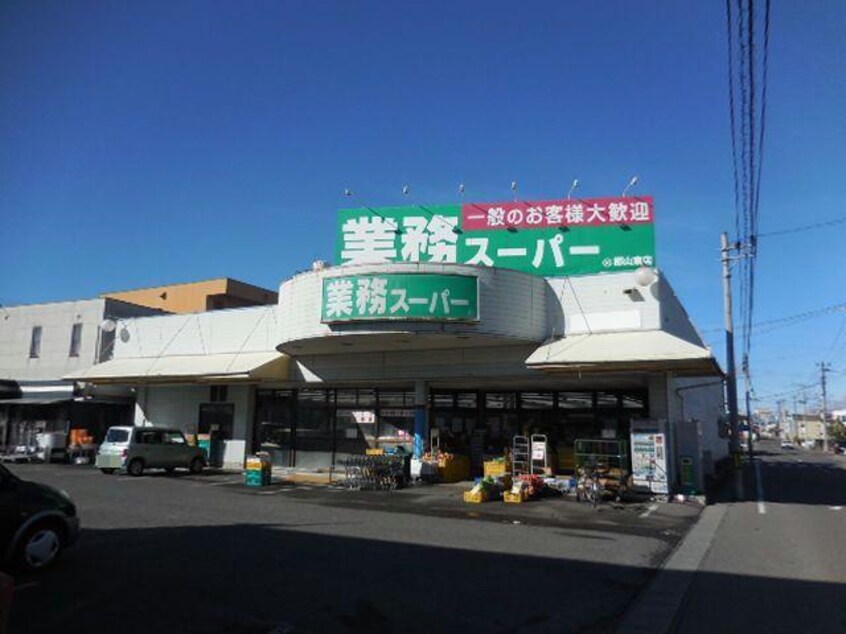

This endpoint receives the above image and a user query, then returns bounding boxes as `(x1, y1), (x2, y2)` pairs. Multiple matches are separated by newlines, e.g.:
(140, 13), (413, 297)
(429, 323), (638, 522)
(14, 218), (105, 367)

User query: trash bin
(198, 433), (225, 468)
(245, 453), (272, 487)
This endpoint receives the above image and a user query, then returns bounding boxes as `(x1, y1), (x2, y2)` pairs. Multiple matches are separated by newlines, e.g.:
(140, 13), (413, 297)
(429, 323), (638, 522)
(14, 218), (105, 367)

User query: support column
(413, 380), (428, 459)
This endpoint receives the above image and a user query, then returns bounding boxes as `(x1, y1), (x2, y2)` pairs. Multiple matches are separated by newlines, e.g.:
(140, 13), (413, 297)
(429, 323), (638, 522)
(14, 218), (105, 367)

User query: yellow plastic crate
(503, 490), (526, 504)
(483, 460), (511, 478)
(463, 490), (489, 504)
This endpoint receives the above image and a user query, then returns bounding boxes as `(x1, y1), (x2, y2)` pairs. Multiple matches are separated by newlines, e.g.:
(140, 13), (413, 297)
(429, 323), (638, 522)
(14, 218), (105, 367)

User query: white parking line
(256, 488), (290, 495)
(206, 478), (245, 487)
(14, 582), (38, 592)
(755, 459), (766, 515)
(829, 506), (843, 511)
(639, 504), (659, 518)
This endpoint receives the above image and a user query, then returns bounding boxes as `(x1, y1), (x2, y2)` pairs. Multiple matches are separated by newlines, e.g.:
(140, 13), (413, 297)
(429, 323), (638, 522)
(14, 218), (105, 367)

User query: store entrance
(253, 390), (295, 467)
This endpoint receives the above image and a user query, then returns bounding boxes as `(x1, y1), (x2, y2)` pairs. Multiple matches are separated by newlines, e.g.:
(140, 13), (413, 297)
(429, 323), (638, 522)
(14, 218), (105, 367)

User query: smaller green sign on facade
(322, 273), (478, 323)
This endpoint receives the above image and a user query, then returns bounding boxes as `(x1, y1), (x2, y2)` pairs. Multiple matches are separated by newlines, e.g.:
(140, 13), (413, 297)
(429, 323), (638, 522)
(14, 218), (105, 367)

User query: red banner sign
(461, 196), (654, 231)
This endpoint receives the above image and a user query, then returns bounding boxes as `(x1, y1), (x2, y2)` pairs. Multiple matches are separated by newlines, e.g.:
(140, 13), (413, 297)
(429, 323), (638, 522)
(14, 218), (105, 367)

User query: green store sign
(321, 273), (478, 323)
(334, 198), (656, 277)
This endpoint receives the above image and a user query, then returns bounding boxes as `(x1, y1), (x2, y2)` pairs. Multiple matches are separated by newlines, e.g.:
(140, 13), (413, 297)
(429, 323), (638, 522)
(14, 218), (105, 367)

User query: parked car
(0, 464), (80, 572)
(95, 426), (206, 477)
(780, 440), (795, 450)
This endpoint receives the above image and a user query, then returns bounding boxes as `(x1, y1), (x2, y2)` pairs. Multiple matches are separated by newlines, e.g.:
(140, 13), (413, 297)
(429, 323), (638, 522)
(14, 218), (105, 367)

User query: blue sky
(2, 1), (845, 409)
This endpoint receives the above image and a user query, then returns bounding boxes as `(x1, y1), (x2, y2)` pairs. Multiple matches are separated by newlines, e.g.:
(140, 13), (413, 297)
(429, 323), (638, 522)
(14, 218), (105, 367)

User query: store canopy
(0, 396), (72, 405)
(65, 351), (290, 384)
(526, 330), (723, 376)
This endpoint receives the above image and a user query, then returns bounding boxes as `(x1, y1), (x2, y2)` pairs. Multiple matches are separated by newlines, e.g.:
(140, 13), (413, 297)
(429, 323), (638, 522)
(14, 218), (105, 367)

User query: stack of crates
(245, 454), (272, 487)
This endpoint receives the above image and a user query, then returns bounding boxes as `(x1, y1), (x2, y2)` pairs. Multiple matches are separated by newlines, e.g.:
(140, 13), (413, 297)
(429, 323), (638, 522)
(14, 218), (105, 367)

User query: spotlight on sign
(622, 176), (639, 197)
(567, 179), (579, 199)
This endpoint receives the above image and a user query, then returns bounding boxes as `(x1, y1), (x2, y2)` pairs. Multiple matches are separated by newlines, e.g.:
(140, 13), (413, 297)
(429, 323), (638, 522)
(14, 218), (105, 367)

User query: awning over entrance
(0, 396), (73, 405)
(526, 330), (723, 376)
(65, 352), (290, 384)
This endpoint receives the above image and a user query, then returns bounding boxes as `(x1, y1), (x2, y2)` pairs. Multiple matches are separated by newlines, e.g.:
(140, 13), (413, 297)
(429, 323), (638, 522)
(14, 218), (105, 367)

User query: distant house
(788, 413), (827, 446)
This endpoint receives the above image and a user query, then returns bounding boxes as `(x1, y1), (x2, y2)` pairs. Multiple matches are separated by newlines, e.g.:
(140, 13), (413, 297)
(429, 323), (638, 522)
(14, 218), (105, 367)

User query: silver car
(95, 426), (206, 477)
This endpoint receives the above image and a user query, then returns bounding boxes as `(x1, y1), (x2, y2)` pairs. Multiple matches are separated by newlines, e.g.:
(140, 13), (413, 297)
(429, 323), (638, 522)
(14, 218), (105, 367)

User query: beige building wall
(102, 278), (277, 314)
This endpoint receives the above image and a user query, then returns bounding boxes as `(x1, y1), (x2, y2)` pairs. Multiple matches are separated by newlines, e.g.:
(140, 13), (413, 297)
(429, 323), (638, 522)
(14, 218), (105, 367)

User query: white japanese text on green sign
(321, 274), (478, 322)
(335, 200), (655, 277)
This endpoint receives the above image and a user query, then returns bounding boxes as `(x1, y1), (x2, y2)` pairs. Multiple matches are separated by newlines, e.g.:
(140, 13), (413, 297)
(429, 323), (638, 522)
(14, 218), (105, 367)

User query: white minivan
(95, 426), (206, 476)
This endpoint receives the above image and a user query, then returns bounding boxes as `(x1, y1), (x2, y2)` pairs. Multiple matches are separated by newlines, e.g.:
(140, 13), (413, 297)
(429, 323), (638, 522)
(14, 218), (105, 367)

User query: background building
(0, 297), (161, 448)
(102, 278), (278, 314)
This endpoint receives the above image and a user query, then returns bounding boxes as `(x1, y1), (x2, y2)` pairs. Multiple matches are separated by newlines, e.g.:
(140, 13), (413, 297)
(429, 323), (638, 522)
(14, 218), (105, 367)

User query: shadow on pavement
(9, 521), (846, 634)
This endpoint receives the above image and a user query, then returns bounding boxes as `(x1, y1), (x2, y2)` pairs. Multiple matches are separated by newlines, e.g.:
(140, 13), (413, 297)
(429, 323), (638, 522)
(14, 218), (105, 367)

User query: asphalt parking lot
(6, 463), (700, 633)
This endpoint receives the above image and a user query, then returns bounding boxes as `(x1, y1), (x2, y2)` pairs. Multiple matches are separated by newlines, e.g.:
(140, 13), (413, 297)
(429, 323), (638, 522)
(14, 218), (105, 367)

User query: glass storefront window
(621, 392), (648, 409)
(431, 392), (455, 408)
(357, 389), (376, 407)
(596, 392), (620, 410)
(486, 392), (517, 409)
(379, 389), (414, 407)
(378, 413), (415, 453)
(520, 392), (554, 409)
(335, 389), (357, 407)
(295, 404), (333, 469)
(299, 389), (329, 404)
(455, 392), (478, 409)
(558, 392), (594, 409)
(335, 409), (373, 459)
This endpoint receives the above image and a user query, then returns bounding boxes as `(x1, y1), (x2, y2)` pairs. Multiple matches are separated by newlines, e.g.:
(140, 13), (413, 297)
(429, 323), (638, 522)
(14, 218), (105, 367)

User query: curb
(616, 503), (729, 633)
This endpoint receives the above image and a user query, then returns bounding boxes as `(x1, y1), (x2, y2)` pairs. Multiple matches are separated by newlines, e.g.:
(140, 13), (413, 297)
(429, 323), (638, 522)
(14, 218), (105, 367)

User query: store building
(70, 196), (728, 492)
(0, 297), (161, 448)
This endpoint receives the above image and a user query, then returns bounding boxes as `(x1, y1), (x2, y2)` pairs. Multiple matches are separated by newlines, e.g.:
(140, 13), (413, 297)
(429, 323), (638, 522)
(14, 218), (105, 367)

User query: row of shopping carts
(337, 455), (407, 490)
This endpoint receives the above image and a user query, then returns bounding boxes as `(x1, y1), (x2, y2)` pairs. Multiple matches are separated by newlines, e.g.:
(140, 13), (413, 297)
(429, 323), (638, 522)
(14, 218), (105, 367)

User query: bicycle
(577, 464), (605, 509)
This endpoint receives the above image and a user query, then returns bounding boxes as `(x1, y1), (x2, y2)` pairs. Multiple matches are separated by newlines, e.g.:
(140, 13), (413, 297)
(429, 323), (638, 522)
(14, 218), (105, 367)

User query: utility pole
(721, 232), (743, 499)
(742, 355), (754, 459)
(776, 399), (785, 438)
(819, 363), (831, 452)
(791, 395), (798, 440)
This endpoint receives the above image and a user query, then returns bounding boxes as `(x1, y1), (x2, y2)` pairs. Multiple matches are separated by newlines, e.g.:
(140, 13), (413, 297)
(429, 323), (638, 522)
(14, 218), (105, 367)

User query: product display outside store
(335, 196), (655, 277)
(321, 273), (478, 322)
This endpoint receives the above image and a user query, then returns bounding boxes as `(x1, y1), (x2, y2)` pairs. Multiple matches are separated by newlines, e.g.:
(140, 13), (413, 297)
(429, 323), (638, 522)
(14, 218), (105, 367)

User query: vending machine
(630, 419), (672, 495)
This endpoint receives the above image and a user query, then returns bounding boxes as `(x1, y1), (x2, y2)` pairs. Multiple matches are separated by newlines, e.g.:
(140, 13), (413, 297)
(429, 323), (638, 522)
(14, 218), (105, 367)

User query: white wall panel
(112, 305), (280, 359)
(546, 271), (661, 335)
(278, 263), (548, 348)
(0, 298), (156, 382)
(137, 385), (205, 430)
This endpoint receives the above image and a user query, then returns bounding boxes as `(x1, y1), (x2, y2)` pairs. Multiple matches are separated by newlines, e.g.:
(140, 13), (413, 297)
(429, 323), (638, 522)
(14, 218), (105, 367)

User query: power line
(759, 214), (846, 238)
(726, 0), (742, 241)
(701, 300), (846, 334)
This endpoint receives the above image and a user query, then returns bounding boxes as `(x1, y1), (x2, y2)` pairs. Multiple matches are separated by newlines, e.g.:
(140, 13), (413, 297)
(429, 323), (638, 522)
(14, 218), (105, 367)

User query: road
(674, 440), (846, 633)
(5, 463), (698, 634)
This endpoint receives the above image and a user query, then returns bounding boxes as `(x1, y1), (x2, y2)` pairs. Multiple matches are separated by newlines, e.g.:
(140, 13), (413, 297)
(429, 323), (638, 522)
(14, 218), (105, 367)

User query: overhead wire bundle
(725, 0), (771, 401)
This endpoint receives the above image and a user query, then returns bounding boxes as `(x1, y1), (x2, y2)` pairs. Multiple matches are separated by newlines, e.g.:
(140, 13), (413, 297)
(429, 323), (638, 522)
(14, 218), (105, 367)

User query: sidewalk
(230, 472), (704, 537)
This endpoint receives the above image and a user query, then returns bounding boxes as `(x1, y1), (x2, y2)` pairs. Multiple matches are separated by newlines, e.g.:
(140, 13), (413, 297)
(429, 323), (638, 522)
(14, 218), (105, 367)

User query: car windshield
(105, 429), (130, 443)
